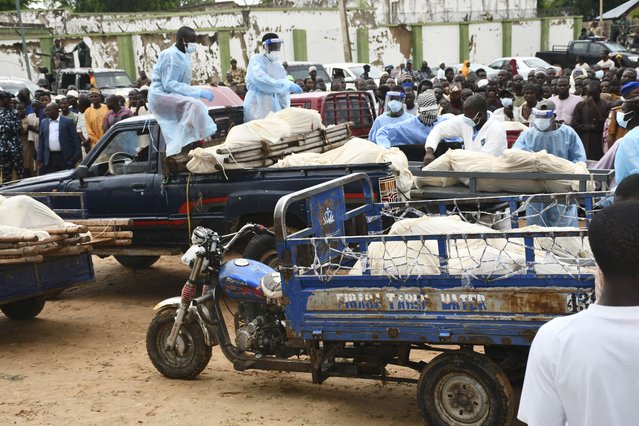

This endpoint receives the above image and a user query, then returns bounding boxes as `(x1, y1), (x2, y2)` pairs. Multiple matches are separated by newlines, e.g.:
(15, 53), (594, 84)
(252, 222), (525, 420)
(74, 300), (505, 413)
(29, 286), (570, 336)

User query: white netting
(287, 193), (599, 283)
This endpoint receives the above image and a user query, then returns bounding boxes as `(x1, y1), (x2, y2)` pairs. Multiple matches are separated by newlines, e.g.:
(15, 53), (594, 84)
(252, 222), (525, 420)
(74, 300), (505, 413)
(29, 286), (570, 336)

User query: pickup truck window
(572, 42), (588, 54)
(590, 43), (605, 55)
(95, 72), (133, 89)
(91, 128), (153, 176)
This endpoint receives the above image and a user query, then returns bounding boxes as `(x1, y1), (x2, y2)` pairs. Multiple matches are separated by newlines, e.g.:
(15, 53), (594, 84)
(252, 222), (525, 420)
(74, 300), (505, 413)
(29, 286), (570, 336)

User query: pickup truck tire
(146, 309), (212, 379)
(114, 255), (160, 269)
(0, 296), (46, 320)
(417, 350), (514, 426)
(243, 235), (278, 269)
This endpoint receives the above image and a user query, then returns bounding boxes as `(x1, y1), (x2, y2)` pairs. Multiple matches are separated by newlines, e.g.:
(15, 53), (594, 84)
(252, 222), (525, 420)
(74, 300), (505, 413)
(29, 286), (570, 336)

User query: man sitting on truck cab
(423, 94), (507, 165)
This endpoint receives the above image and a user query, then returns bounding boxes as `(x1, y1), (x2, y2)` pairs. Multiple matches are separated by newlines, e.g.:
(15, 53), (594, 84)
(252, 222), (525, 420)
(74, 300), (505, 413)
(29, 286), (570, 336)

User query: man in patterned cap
(0, 91), (23, 182)
(374, 90), (447, 148)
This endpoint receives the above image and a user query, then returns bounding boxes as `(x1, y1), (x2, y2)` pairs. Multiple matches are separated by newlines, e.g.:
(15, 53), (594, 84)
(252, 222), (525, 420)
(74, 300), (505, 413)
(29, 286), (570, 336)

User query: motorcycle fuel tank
(219, 258), (276, 302)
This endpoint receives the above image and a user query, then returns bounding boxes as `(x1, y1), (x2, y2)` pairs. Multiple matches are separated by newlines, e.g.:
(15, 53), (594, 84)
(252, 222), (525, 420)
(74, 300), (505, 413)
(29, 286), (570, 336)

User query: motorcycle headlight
(191, 226), (209, 244)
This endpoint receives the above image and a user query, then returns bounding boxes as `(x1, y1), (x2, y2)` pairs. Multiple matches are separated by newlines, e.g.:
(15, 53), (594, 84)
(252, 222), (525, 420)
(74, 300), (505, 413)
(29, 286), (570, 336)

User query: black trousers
(44, 151), (71, 174)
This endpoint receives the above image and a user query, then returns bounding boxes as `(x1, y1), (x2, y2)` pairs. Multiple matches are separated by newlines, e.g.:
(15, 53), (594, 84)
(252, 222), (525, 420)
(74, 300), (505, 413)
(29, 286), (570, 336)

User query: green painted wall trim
(459, 22), (469, 63)
(292, 29), (308, 61)
(540, 18), (550, 52)
(356, 28), (369, 64)
(502, 21), (512, 57)
(116, 35), (136, 80)
(411, 25), (423, 65)
(574, 16), (583, 40)
(39, 37), (53, 70)
(218, 31), (231, 77)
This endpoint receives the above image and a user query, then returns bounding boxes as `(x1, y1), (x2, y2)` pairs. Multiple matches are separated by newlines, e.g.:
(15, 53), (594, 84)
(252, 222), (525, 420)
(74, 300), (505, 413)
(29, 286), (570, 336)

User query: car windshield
(0, 82), (27, 96)
(523, 57), (551, 68)
(604, 42), (626, 52)
(349, 66), (382, 79)
(95, 72), (133, 89)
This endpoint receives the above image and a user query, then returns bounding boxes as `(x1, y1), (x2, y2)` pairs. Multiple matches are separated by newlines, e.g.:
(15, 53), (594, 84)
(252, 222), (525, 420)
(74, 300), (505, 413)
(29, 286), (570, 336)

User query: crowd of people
(0, 84), (150, 181)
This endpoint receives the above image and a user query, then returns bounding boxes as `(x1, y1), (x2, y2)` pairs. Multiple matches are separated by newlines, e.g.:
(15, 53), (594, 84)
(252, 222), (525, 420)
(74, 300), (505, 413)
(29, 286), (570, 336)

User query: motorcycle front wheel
(146, 309), (212, 379)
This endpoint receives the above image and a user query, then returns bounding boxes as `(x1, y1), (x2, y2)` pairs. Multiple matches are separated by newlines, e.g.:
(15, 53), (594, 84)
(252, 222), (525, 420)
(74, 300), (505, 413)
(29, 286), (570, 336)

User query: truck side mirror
(74, 165), (89, 187)
(74, 165), (89, 179)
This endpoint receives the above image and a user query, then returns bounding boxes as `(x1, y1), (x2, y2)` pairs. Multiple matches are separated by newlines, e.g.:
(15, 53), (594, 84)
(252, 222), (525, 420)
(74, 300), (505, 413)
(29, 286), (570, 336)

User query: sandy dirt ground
(0, 256), (523, 426)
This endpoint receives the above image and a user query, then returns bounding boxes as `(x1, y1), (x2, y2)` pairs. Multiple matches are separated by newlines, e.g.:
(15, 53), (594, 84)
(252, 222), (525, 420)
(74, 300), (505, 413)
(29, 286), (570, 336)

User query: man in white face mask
(244, 33), (303, 122)
(148, 26), (217, 156)
(512, 99), (587, 227)
(423, 94), (507, 165)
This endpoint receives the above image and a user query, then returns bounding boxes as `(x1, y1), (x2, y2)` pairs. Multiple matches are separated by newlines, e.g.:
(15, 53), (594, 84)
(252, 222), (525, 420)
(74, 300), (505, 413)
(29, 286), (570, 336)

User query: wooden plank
(72, 218), (133, 227)
(40, 225), (88, 234)
(87, 231), (133, 239)
(0, 255), (43, 265)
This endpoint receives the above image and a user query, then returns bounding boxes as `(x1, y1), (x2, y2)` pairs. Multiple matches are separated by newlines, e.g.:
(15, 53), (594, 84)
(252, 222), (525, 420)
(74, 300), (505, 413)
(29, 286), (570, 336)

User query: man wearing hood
(374, 91), (447, 148)
(368, 89), (411, 143)
(244, 32), (303, 122)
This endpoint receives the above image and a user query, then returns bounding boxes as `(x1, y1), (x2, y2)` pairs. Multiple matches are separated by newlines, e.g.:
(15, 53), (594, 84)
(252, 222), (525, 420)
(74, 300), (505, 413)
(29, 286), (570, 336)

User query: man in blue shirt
(368, 90), (412, 143)
(513, 99), (587, 227)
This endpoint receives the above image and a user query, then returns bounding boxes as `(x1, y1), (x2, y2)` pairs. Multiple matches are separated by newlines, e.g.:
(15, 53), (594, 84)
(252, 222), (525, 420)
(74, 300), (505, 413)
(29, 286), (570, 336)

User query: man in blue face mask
(512, 99), (587, 227)
(148, 26), (217, 156)
(368, 89), (412, 143)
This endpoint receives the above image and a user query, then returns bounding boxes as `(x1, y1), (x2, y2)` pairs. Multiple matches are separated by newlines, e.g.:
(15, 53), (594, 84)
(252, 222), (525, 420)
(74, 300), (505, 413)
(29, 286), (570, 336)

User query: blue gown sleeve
(567, 128), (587, 163)
(512, 129), (529, 151)
(375, 125), (392, 149)
(248, 56), (293, 95)
(160, 50), (201, 99)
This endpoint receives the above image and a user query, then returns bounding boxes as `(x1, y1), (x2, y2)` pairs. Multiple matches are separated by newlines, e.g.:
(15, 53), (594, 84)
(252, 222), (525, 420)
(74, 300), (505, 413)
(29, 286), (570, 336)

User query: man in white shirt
(596, 50), (615, 72)
(549, 77), (583, 125)
(422, 94), (507, 165)
(518, 201), (639, 426)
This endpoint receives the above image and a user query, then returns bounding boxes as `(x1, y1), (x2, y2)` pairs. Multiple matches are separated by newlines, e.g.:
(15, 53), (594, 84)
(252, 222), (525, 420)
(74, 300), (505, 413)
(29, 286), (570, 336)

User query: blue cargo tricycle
(146, 173), (601, 425)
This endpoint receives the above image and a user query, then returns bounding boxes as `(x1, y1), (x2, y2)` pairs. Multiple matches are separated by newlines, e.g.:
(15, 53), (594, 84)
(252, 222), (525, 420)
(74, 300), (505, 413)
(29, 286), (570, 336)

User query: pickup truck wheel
(114, 255), (160, 269)
(417, 350), (515, 426)
(146, 309), (212, 379)
(243, 235), (278, 269)
(0, 296), (46, 320)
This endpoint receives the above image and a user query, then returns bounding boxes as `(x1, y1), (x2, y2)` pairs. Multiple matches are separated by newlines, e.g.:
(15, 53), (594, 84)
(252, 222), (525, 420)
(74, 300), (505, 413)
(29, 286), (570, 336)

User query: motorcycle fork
(165, 257), (204, 351)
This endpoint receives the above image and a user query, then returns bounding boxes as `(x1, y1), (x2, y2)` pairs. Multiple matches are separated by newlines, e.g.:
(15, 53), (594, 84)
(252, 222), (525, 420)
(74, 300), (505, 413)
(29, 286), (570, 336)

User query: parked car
(451, 63), (499, 79)
(0, 76), (40, 98)
(285, 61), (332, 84)
(325, 63), (383, 89)
(45, 67), (135, 97)
(487, 57), (560, 76)
(536, 39), (639, 68)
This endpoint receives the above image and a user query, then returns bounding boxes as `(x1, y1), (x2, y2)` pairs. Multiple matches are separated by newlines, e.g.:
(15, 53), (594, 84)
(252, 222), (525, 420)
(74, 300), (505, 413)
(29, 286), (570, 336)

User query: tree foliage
(539, 0), (631, 19)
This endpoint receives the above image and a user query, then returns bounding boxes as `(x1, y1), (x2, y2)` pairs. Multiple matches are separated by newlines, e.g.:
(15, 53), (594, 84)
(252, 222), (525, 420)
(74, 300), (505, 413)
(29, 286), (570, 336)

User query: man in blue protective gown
(613, 95), (639, 186)
(244, 33), (303, 122)
(368, 90), (412, 143)
(513, 99), (587, 227)
(148, 26), (217, 156)
(374, 91), (446, 149)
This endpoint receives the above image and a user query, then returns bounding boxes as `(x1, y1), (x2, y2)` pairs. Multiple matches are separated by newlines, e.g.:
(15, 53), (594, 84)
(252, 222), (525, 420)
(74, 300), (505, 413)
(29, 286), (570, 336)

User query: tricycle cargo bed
(274, 173), (601, 347)
(0, 253), (94, 305)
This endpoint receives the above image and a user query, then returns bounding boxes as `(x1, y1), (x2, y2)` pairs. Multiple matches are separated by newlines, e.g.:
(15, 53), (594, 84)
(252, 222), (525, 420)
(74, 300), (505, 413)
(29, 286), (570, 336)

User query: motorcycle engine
(235, 302), (287, 357)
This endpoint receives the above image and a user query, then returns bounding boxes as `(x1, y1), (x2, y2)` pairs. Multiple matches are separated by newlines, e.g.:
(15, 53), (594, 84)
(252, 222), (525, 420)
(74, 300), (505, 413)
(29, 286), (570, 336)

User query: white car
(0, 76), (40, 98)
(451, 63), (499, 79)
(487, 57), (561, 76)
(325, 63), (383, 89)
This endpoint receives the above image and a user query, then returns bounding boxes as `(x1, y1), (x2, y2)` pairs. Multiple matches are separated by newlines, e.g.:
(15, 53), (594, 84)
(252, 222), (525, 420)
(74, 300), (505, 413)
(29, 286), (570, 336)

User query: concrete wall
(422, 24), (461, 65)
(468, 22), (503, 64)
(0, 7), (579, 84)
(512, 19), (542, 58)
(548, 17), (576, 48)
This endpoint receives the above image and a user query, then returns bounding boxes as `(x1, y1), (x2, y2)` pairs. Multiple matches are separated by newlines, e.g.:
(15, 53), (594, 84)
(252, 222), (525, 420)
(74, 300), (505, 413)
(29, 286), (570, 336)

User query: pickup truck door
(64, 123), (160, 218)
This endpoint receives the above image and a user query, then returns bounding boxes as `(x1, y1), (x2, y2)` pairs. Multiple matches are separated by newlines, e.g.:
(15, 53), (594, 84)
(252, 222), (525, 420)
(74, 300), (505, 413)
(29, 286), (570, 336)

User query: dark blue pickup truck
(0, 103), (393, 268)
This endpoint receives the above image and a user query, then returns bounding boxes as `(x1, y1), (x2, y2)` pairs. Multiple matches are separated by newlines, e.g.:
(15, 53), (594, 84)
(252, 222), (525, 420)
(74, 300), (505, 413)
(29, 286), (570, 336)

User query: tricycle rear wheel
(0, 296), (46, 320)
(417, 350), (515, 426)
(146, 309), (212, 379)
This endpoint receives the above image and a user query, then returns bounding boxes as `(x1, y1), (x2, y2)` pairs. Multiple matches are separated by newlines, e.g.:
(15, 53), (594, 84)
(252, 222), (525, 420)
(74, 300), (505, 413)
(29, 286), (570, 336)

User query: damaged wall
(0, 7), (578, 84)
